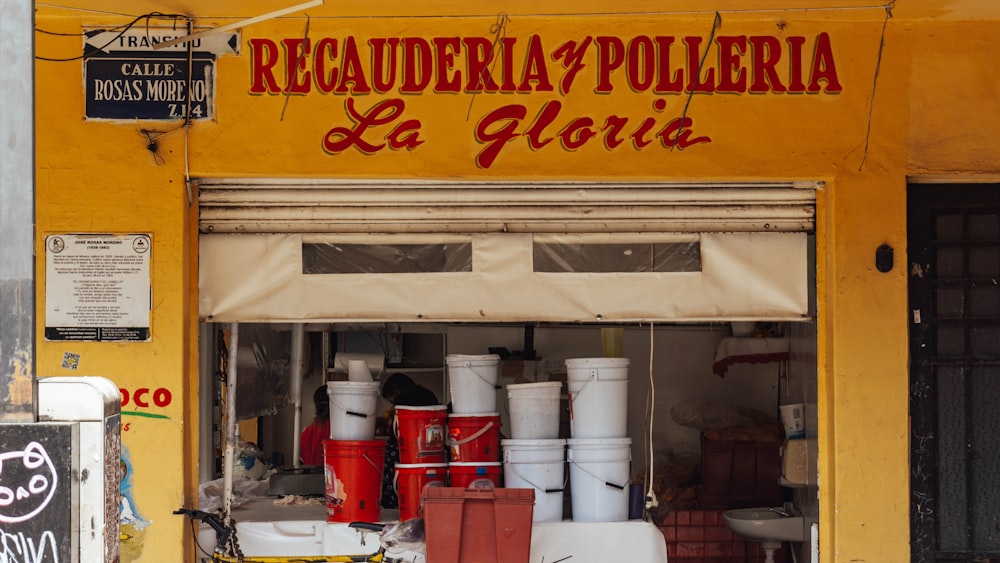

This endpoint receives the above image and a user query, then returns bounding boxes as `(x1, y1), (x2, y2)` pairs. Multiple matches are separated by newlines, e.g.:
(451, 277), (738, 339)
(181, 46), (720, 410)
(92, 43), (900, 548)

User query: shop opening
(195, 179), (821, 563)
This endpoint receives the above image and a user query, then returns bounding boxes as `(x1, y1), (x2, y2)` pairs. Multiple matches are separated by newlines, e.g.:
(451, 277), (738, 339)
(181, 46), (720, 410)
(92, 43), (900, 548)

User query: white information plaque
(44, 233), (151, 342)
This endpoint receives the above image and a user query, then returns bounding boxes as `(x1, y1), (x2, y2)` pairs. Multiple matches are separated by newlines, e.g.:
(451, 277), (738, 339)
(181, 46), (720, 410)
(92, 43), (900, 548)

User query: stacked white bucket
(502, 381), (566, 522)
(326, 358), (382, 440)
(565, 357), (632, 522)
(327, 379), (381, 440)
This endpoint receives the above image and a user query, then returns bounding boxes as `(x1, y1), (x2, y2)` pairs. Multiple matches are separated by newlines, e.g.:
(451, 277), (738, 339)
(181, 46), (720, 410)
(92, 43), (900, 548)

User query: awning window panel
(533, 239), (701, 273)
(302, 242), (473, 274)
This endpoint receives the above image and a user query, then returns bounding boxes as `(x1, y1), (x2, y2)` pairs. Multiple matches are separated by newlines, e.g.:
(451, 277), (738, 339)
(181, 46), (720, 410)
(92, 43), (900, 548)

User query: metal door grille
(909, 184), (1000, 563)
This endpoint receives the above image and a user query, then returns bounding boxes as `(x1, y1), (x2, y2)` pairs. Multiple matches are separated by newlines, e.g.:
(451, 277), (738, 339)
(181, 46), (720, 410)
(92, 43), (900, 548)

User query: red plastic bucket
(448, 413), (501, 463)
(394, 405), (448, 464)
(323, 439), (386, 523)
(394, 463), (448, 521)
(448, 461), (502, 490)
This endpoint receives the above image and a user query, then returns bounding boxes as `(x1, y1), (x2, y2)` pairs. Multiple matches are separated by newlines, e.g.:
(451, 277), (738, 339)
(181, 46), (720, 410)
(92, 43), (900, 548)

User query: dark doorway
(909, 184), (1000, 562)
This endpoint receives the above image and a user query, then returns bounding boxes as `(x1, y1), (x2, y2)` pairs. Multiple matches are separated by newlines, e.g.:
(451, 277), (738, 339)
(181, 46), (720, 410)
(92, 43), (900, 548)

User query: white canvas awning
(197, 180), (815, 323)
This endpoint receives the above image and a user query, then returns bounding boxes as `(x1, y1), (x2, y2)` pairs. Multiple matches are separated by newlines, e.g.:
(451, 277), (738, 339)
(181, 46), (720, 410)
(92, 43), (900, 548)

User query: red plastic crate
(423, 487), (535, 563)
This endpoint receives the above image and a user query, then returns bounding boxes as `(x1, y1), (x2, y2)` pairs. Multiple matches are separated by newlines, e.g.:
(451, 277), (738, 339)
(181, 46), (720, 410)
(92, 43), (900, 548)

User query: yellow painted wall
(34, 12), (199, 559)
(32, 1), (1000, 561)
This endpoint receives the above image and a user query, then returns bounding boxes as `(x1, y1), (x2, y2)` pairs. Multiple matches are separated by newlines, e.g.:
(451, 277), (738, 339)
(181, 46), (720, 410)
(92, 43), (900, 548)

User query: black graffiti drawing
(0, 442), (58, 524)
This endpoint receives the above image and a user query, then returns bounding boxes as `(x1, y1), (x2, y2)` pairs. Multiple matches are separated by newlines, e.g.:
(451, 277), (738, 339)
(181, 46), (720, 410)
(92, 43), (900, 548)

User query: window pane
(969, 247), (999, 278)
(970, 326), (1000, 358)
(302, 243), (472, 274)
(936, 325), (965, 356)
(968, 213), (999, 241)
(533, 241), (701, 273)
(970, 367), (1000, 550)
(937, 366), (967, 551)
(936, 214), (964, 241)
(936, 247), (964, 278)
(969, 286), (1000, 318)
(935, 287), (965, 319)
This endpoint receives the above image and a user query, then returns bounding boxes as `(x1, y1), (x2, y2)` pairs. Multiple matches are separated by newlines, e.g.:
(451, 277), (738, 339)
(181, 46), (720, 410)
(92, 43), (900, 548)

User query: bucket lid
(501, 439), (566, 447)
(506, 381), (562, 391)
(566, 437), (632, 447)
(446, 354), (500, 363)
(448, 412), (500, 419)
(395, 404), (448, 412)
(322, 439), (387, 447)
(394, 463), (448, 469)
(327, 381), (380, 390)
(448, 461), (502, 467)
(564, 357), (630, 368)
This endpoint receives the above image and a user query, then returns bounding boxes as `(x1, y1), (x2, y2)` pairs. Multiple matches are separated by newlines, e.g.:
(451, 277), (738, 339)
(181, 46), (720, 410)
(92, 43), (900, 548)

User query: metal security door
(909, 184), (1000, 563)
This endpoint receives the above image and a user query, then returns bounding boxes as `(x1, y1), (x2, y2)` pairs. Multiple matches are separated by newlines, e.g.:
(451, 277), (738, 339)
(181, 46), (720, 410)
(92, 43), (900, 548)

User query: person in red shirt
(299, 385), (330, 466)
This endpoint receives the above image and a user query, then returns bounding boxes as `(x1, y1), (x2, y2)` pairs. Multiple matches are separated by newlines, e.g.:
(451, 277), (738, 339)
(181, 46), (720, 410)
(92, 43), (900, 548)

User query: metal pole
(290, 323), (305, 467)
(0, 0), (37, 422)
(222, 323), (239, 522)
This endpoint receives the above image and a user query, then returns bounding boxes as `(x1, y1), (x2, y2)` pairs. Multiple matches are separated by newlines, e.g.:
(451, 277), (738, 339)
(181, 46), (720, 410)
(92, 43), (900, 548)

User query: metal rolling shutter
(196, 179), (819, 234)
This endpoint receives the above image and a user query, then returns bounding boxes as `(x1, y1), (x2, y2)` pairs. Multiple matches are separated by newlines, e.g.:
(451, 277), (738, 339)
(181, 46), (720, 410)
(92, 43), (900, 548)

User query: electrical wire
(34, 12), (187, 62)
(187, 517), (215, 560)
(646, 322), (658, 512)
(33, 2), (898, 21)
(35, 23), (132, 36)
(857, 2), (893, 171)
(672, 11), (720, 149)
(184, 18), (194, 205)
(280, 14), (312, 122)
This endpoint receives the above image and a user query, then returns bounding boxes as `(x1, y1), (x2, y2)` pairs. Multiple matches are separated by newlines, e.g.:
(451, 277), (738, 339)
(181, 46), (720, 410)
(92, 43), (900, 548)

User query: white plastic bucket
(567, 437), (631, 522)
(446, 354), (500, 414)
(565, 358), (629, 439)
(507, 382), (562, 439)
(326, 381), (380, 440)
(502, 439), (566, 522)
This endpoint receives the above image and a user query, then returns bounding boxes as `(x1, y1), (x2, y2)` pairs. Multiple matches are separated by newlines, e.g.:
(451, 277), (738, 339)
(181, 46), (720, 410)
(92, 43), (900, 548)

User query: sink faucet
(769, 502), (796, 517)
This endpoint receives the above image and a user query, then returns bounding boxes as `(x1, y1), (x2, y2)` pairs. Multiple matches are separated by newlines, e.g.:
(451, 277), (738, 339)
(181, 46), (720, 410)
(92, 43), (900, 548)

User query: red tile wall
(658, 510), (784, 563)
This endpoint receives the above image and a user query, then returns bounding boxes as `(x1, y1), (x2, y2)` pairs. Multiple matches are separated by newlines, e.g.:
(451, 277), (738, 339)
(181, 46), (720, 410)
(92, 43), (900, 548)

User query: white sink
(723, 507), (805, 542)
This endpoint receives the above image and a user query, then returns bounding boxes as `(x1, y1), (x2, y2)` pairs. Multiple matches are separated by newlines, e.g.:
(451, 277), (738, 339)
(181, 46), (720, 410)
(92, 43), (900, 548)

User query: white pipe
(222, 323), (239, 524)
(290, 324), (305, 467)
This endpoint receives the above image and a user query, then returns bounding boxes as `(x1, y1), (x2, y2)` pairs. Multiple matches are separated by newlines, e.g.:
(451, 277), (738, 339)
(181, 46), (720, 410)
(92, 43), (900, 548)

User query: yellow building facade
(32, 1), (1000, 561)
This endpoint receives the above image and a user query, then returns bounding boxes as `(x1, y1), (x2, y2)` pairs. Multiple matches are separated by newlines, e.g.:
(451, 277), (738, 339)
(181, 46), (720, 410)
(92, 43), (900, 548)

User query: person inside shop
(379, 373), (440, 509)
(299, 385), (330, 466)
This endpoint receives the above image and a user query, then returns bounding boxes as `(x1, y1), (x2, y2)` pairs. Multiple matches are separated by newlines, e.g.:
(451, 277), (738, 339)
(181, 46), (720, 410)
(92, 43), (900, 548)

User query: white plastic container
(502, 438), (567, 522)
(446, 354), (501, 414)
(567, 437), (631, 522)
(326, 381), (380, 440)
(780, 403), (805, 439)
(565, 357), (629, 438)
(347, 359), (373, 381)
(199, 521), (326, 557)
(507, 382), (563, 439)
